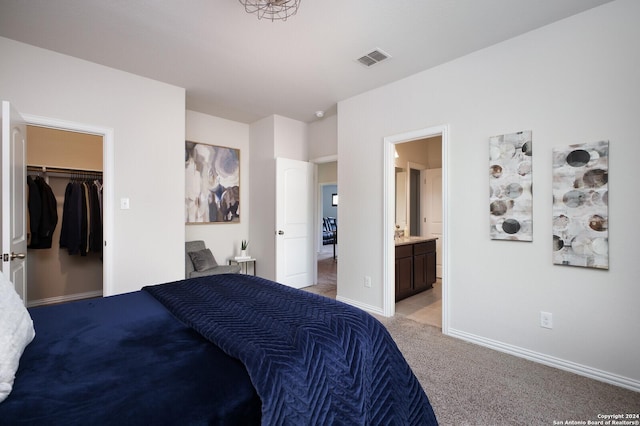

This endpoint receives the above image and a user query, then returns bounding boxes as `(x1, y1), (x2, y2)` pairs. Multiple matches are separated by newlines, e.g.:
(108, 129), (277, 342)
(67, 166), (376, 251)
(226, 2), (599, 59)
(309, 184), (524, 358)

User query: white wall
(274, 115), (308, 161)
(247, 114), (309, 280)
(0, 37), (186, 294)
(337, 0), (640, 390)
(317, 161), (337, 184)
(309, 114), (337, 161)
(249, 116), (277, 280)
(322, 185), (338, 218)
(185, 110), (250, 265)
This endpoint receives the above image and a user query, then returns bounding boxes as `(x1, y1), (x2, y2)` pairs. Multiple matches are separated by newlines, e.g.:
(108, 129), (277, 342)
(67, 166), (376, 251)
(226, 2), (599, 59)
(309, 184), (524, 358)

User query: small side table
(229, 258), (257, 276)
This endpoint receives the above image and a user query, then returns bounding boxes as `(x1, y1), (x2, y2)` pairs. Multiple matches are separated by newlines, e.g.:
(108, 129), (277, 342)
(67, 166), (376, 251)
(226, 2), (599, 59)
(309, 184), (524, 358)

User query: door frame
(383, 124), (449, 333)
(23, 114), (114, 297)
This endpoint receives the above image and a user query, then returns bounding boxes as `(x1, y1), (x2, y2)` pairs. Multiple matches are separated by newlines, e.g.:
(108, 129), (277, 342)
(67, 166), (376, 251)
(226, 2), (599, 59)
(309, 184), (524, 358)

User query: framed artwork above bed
(185, 141), (240, 223)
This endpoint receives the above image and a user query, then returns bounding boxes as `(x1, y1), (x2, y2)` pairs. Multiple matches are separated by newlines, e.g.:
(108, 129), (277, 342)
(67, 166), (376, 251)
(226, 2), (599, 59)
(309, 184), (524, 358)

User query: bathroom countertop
(394, 236), (437, 246)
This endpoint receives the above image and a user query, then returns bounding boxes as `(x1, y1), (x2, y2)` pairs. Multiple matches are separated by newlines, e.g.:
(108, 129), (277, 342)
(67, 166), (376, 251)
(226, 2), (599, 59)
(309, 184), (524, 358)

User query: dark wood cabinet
(395, 239), (436, 302)
(395, 245), (413, 300)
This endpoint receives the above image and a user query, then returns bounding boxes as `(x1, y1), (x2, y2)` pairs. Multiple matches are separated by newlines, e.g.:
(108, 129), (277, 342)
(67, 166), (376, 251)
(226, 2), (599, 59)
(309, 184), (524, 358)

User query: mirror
(395, 165), (422, 237)
(409, 167), (421, 236)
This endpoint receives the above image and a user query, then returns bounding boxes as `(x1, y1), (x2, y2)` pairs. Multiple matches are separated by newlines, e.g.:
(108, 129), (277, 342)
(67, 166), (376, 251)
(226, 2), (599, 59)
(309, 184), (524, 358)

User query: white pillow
(0, 272), (35, 403)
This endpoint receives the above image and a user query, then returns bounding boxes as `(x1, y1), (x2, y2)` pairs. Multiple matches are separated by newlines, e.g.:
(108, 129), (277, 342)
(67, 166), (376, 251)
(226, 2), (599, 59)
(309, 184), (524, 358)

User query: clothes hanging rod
(27, 164), (103, 174)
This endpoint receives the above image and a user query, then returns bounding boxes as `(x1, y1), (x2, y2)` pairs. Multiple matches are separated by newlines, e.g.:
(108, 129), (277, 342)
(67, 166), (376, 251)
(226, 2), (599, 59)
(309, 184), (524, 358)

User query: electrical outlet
(364, 276), (372, 288)
(540, 311), (553, 329)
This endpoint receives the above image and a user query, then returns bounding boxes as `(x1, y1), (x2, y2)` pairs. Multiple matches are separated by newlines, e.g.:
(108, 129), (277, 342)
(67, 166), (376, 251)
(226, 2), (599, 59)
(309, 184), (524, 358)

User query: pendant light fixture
(239, 0), (301, 21)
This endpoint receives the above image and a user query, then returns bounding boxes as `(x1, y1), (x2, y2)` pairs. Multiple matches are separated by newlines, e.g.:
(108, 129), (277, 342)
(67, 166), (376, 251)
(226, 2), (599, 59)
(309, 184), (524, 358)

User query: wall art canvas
(552, 140), (608, 269)
(185, 141), (240, 223)
(489, 130), (533, 241)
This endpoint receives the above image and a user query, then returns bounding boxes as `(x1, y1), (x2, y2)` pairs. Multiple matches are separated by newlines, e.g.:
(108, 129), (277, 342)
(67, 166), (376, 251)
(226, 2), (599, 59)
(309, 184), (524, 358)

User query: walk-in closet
(26, 125), (104, 307)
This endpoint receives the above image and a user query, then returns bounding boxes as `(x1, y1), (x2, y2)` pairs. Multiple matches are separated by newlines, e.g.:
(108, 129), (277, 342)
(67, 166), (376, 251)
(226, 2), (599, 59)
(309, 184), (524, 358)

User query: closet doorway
(26, 125), (104, 307)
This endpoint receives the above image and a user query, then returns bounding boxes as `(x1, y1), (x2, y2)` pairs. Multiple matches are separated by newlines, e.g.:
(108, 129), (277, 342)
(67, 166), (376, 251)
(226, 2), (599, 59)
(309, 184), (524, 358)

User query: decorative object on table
(552, 140), (609, 269)
(185, 141), (240, 224)
(489, 130), (533, 241)
(237, 240), (250, 260)
(238, 0), (301, 22)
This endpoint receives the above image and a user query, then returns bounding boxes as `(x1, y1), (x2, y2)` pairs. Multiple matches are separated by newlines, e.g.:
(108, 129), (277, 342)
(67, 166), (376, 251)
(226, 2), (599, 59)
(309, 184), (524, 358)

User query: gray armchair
(185, 240), (241, 278)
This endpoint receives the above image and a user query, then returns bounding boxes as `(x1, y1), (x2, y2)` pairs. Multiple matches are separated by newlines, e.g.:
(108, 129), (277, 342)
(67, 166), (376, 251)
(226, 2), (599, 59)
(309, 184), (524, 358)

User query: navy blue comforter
(145, 274), (438, 425)
(0, 291), (260, 425)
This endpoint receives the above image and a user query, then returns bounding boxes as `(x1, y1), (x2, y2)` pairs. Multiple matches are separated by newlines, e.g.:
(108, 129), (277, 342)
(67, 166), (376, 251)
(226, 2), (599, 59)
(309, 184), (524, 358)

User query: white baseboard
(337, 295), (385, 317)
(448, 328), (640, 393)
(27, 290), (103, 308)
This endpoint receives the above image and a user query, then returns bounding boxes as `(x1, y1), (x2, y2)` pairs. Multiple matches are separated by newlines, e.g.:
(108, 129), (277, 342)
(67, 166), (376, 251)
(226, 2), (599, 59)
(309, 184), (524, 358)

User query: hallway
(303, 245), (337, 299)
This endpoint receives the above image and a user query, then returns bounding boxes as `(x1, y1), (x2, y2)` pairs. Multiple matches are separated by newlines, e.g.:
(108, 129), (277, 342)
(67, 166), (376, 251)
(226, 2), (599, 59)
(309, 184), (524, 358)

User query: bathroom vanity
(395, 237), (437, 302)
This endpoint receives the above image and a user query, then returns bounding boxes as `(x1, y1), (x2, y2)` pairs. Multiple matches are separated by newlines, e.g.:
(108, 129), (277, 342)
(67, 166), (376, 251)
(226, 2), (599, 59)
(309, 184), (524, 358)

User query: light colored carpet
(379, 316), (640, 425)
(307, 251), (640, 424)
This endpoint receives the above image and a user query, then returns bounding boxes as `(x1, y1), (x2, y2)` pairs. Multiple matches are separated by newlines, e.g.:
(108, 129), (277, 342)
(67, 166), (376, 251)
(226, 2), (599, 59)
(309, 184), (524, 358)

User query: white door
(276, 158), (314, 289)
(422, 168), (443, 278)
(1, 101), (28, 303)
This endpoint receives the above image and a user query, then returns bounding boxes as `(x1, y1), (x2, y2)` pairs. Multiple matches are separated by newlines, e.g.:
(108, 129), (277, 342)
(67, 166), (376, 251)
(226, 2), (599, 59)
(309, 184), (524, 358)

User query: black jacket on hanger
(26, 176), (41, 247)
(28, 176), (58, 249)
(60, 182), (83, 255)
(89, 182), (103, 253)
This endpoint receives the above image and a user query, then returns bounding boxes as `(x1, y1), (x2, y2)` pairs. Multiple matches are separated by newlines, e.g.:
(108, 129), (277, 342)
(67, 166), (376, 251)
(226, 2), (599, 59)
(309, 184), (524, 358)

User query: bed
(0, 273), (438, 425)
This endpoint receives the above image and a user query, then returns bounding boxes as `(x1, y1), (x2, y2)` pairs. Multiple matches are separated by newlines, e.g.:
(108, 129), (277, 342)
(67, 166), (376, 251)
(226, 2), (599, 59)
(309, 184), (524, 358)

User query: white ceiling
(0, 0), (613, 124)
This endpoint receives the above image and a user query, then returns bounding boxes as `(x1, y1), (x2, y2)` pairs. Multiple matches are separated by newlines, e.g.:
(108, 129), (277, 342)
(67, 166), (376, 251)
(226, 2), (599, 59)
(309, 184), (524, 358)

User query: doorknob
(277, 230), (284, 235)
(10, 252), (26, 260)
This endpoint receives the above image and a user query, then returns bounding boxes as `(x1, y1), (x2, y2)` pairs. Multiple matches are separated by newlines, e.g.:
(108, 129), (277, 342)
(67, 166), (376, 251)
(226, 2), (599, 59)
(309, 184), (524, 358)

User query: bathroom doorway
(384, 124), (449, 332)
(393, 139), (442, 328)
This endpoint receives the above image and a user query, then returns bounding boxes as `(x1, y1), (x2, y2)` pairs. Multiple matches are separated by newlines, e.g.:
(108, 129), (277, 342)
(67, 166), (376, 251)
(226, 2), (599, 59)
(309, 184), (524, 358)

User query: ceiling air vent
(357, 48), (391, 67)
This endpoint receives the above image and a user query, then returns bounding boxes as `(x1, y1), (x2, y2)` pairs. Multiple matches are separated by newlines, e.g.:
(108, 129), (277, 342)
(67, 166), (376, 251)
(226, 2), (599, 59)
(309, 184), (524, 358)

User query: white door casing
(276, 157), (314, 289)
(1, 101), (28, 303)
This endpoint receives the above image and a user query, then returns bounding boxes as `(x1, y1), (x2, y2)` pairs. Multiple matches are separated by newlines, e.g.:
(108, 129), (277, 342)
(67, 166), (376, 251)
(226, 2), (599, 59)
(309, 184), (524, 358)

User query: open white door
(422, 168), (443, 278)
(1, 101), (28, 304)
(276, 158), (313, 289)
